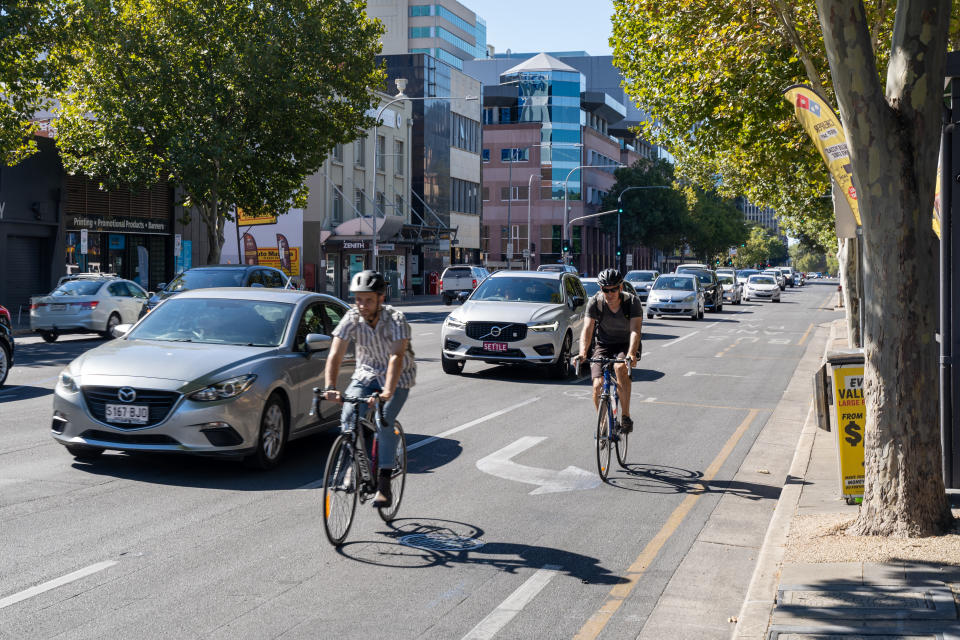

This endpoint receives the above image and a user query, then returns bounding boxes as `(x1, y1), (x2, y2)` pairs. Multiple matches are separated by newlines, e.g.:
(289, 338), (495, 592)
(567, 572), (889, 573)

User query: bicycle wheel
(615, 398), (629, 468)
(596, 398), (612, 481)
(377, 421), (407, 522)
(322, 435), (358, 546)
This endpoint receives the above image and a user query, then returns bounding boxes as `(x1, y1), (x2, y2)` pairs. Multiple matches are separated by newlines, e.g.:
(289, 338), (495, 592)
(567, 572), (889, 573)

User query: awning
(331, 215), (405, 240)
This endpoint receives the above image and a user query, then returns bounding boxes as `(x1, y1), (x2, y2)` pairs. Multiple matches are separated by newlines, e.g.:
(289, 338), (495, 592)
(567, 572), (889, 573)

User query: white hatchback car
(31, 276), (148, 342)
(744, 274), (781, 302)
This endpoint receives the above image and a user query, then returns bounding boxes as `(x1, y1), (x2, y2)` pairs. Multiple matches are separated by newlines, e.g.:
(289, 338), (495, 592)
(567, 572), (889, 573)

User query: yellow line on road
(643, 399), (765, 412)
(573, 409), (761, 640)
(796, 322), (814, 346)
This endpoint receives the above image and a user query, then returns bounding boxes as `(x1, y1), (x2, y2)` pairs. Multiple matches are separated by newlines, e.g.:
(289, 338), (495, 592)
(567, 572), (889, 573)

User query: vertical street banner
(783, 85), (861, 226)
(934, 141), (943, 238)
(832, 364), (865, 499)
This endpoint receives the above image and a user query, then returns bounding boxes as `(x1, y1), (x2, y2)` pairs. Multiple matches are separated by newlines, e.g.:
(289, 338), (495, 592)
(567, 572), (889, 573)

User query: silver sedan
(51, 288), (354, 469)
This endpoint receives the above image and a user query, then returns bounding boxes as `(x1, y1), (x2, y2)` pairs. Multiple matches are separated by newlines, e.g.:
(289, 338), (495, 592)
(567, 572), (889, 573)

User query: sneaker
(336, 466), (354, 491)
(620, 416), (634, 434)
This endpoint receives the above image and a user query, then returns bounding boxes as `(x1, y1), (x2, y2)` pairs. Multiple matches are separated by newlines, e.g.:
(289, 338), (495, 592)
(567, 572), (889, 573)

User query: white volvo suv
(440, 270), (587, 379)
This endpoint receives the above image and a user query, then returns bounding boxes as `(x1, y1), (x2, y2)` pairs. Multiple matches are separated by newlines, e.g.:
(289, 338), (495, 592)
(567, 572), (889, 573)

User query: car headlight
(189, 374), (257, 402)
(681, 293), (695, 301)
(528, 321), (559, 332)
(444, 315), (466, 330)
(59, 370), (79, 393)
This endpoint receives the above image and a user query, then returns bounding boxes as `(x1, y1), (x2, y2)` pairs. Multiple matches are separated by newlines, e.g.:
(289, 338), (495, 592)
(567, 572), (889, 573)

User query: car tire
(40, 330), (58, 343)
(65, 444), (104, 461)
(550, 335), (572, 380)
(775, 298), (781, 303)
(102, 313), (121, 339)
(0, 342), (9, 387)
(690, 307), (698, 321)
(443, 295), (452, 306)
(441, 352), (464, 375)
(245, 393), (288, 471)
(646, 312), (653, 319)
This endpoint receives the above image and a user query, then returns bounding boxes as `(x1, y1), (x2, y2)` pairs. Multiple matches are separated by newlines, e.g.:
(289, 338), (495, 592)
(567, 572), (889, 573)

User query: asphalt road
(0, 280), (841, 640)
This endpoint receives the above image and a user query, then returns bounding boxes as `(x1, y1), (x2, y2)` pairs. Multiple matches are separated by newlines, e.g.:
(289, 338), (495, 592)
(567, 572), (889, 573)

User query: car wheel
(40, 330), (58, 343)
(443, 295), (452, 306)
(646, 312), (653, 319)
(550, 335), (572, 379)
(65, 444), (104, 461)
(245, 393), (288, 470)
(775, 298), (781, 303)
(102, 313), (121, 339)
(0, 342), (9, 387)
(690, 307), (698, 321)
(441, 352), (465, 375)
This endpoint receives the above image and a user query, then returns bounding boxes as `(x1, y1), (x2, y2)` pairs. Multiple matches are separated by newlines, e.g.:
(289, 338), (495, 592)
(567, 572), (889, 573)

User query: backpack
(592, 291), (634, 323)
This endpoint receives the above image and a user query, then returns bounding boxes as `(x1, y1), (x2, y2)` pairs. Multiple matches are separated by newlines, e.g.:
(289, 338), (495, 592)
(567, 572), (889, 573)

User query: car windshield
(750, 276), (776, 285)
(165, 269), (246, 292)
(471, 277), (563, 303)
(129, 298), (293, 346)
(718, 275), (735, 284)
(693, 272), (713, 284)
(627, 271), (655, 282)
(653, 276), (694, 291)
(51, 281), (105, 296)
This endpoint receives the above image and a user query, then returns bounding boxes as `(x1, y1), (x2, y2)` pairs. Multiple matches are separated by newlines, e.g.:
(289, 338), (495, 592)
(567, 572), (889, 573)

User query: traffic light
(562, 241), (570, 254)
(618, 207), (623, 214)
(616, 246), (622, 257)
(715, 258), (720, 265)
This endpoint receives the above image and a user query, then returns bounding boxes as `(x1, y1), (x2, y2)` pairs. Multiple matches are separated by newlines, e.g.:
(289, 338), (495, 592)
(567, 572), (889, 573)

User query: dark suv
(689, 269), (723, 312)
(144, 265), (290, 314)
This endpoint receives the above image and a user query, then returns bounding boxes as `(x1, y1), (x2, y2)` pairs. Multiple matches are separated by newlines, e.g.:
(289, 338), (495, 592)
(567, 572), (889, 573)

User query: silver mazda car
(51, 288), (353, 469)
(440, 270), (586, 378)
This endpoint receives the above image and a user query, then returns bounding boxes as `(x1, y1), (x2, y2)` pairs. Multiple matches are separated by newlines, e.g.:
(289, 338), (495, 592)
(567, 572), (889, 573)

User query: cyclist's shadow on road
(334, 518), (627, 586)
(606, 463), (792, 500)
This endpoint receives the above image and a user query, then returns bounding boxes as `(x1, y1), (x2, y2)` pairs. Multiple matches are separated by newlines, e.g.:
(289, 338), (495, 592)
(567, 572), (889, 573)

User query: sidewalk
(733, 319), (960, 639)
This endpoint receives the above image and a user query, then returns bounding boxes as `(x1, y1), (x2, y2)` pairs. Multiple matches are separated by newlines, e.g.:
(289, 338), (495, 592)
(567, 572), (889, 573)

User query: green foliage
(682, 186), (748, 261)
(53, 0), (384, 261)
(609, 0), (900, 251)
(600, 159), (688, 252)
(735, 225), (786, 268)
(789, 240), (831, 273)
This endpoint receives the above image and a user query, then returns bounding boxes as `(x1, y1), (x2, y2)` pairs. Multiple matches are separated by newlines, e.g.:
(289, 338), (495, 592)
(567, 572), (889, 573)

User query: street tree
(682, 188), (748, 262)
(53, 0), (384, 263)
(736, 225), (785, 269)
(601, 159), (688, 253)
(816, 0), (953, 535)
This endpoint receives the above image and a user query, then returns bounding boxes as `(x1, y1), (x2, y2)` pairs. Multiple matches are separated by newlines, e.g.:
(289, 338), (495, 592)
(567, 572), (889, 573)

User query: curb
(731, 319), (839, 640)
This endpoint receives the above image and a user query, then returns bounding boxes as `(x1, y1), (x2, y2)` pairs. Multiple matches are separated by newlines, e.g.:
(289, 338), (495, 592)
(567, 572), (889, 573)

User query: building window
(332, 143), (343, 162)
(482, 186), (490, 201)
(501, 148), (529, 163)
(394, 140), (404, 175)
(451, 113), (480, 153)
(376, 135), (385, 171)
(410, 5), (432, 16)
(331, 188), (343, 223)
(409, 26), (433, 38)
(434, 48), (464, 70)
(483, 108), (496, 125)
(376, 191), (386, 216)
(499, 186), (529, 201)
(354, 138), (365, 166)
(451, 178), (479, 214)
(396, 194), (405, 217)
(481, 149), (490, 163)
(354, 188), (365, 216)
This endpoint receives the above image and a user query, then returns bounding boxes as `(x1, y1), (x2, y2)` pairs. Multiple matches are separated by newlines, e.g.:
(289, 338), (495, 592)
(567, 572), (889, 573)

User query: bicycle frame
(597, 361), (621, 444)
(327, 395), (385, 498)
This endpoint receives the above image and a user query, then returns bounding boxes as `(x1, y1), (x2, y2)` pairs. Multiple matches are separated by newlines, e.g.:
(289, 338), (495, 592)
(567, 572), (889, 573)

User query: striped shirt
(331, 305), (417, 389)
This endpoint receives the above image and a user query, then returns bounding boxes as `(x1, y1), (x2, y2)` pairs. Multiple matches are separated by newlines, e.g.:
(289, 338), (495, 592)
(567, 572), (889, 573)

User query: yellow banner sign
(934, 149), (942, 238)
(237, 208), (277, 226)
(256, 247), (300, 277)
(783, 85), (861, 227)
(832, 364), (865, 498)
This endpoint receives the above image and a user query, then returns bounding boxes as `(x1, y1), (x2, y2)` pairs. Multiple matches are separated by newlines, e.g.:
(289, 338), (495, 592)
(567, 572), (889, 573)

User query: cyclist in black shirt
(574, 269), (643, 433)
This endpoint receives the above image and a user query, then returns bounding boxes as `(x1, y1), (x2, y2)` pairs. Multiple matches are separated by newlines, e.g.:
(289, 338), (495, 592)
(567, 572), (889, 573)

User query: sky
(477, 0), (617, 57)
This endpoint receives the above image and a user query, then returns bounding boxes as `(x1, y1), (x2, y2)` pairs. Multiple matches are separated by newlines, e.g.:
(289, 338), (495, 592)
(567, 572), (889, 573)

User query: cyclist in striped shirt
(322, 270), (417, 506)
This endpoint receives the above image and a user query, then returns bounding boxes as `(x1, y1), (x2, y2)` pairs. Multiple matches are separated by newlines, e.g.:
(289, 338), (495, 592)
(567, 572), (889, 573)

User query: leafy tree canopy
(682, 186), (749, 261)
(53, 0), (385, 262)
(734, 225), (787, 269)
(600, 159), (688, 253)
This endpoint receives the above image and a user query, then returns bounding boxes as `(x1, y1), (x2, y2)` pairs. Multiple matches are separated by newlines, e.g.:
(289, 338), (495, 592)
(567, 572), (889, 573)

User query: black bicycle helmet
(597, 268), (623, 287)
(350, 270), (387, 294)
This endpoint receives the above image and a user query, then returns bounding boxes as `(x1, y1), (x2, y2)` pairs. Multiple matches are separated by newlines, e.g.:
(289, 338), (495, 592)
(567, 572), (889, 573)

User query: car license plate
(50, 304), (66, 311)
(105, 404), (149, 424)
(483, 342), (508, 352)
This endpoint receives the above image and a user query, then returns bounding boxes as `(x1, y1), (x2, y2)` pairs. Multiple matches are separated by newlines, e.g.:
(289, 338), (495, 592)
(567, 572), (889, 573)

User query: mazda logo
(490, 326), (502, 337)
(118, 387), (137, 403)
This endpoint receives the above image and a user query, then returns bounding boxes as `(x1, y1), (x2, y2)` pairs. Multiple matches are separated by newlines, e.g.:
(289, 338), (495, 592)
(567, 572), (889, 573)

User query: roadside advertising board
(831, 363), (865, 500)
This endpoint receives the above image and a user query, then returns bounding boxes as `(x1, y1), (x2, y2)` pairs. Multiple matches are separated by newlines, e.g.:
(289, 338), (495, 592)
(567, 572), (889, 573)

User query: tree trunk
(817, 0), (952, 536)
(839, 237), (861, 347)
(199, 202), (224, 265)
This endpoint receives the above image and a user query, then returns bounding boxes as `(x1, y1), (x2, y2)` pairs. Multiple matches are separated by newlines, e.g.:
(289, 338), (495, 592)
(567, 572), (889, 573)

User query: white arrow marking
(477, 437), (600, 495)
(683, 371), (747, 378)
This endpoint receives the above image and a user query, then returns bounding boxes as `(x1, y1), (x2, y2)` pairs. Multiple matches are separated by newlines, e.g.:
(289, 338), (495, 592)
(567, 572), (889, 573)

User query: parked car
(624, 269), (660, 302)
(144, 264), (291, 314)
(689, 269), (723, 312)
(31, 275), (148, 342)
(646, 274), (705, 320)
(744, 274), (781, 302)
(779, 266), (796, 287)
(580, 278), (638, 298)
(0, 305), (13, 387)
(440, 270), (586, 378)
(536, 264), (579, 274)
(440, 265), (490, 305)
(675, 263), (710, 274)
(51, 288), (352, 469)
(762, 269), (786, 290)
(717, 273), (742, 305)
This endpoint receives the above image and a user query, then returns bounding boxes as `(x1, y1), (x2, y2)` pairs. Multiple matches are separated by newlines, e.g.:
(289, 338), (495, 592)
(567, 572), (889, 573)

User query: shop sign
(343, 240), (366, 250)
(109, 234), (126, 250)
(80, 229), (88, 254)
(832, 364), (865, 498)
(255, 247), (300, 277)
(237, 208), (277, 226)
(174, 234), (182, 257)
(67, 213), (170, 234)
(379, 243), (395, 252)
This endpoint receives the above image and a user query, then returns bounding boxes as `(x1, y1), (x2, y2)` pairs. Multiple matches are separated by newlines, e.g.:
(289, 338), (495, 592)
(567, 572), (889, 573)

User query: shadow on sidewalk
(605, 462), (802, 500)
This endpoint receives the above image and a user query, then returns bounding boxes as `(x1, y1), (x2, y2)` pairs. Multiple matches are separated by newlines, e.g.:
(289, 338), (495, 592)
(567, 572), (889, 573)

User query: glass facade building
(405, 3), (487, 69)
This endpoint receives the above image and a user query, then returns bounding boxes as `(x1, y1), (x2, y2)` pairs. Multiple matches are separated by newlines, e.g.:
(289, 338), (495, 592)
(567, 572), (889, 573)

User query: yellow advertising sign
(256, 247), (300, 276)
(237, 208), (277, 226)
(783, 85), (861, 227)
(832, 364), (865, 498)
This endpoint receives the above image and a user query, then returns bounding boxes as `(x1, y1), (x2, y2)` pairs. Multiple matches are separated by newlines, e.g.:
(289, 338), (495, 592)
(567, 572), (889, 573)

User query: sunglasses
(601, 286), (620, 293)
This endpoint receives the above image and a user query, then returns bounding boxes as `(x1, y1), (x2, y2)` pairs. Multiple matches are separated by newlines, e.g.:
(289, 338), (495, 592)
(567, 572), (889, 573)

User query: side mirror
(569, 295), (584, 309)
(147, 291), (155, 298)
(112, 324), (132, 338)
(457, 291), (470, 303)
(305, 333), (332, 353)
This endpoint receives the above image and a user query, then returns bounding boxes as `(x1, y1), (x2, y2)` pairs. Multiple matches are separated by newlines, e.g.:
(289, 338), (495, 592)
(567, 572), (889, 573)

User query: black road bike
(588, 357), (630, 479)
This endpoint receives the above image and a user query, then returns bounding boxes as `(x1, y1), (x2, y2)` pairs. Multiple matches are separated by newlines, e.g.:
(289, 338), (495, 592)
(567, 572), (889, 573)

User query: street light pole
(616, 185), (671, 271)
(506, 149), (513, 269)
(563, 163), (626, 266)
(527, 172), (542, 269)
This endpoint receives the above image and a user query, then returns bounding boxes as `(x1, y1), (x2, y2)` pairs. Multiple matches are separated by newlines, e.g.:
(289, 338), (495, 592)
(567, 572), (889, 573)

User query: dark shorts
(590, 342), (630, 379)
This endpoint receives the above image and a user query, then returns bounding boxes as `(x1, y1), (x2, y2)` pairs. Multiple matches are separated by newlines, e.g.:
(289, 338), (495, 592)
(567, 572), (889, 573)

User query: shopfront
(320, 238), (412, 300)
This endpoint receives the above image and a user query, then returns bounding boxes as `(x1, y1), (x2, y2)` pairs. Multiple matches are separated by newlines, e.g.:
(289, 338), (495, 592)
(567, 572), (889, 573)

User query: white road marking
(417, 332), (434, 336)
(644, 397), (657, 402)
(661, 331), (700, 348)
(0, 561), (118, 610)
(683, 371), (747, 379)
(460, 565), (561, 640)
(476, 436), (599, 495)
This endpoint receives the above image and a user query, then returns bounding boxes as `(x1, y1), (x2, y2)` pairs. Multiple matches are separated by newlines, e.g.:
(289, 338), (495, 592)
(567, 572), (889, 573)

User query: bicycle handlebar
(309, 387), (382, 417)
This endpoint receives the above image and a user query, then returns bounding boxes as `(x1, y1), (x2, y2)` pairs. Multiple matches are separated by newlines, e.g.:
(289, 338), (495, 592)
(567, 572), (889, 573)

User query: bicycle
(586, 357), (630, 480)
(311, 389), (407, 547)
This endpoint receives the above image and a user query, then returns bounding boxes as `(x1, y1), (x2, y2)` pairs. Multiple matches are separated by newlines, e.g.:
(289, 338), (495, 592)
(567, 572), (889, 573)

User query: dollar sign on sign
(844, 420), (862, 446)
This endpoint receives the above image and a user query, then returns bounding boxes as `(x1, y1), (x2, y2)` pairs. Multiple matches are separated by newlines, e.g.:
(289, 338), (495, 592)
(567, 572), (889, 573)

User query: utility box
(826, 349), (866, 503)
(384, 270), (402, 302)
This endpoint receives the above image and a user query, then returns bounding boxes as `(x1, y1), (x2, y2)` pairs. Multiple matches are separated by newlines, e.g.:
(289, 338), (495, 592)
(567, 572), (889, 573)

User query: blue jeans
(340, 379), (409, 469)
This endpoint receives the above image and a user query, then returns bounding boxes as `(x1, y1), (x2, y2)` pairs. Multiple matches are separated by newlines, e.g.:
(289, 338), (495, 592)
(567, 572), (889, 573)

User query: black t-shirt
(586, 292), (643, 345)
